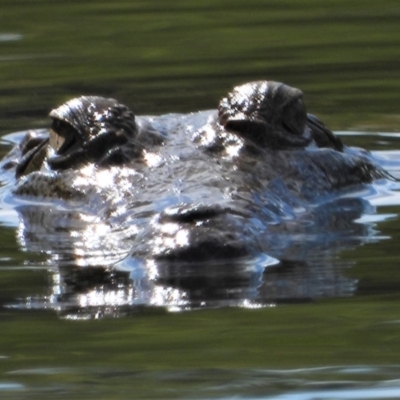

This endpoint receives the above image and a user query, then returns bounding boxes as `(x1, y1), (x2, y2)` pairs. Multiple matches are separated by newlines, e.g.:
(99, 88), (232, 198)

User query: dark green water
(1, 1), (400, 399)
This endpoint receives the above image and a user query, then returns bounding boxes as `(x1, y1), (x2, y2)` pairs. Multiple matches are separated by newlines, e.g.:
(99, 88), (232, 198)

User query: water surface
(1, 1), (400, 399)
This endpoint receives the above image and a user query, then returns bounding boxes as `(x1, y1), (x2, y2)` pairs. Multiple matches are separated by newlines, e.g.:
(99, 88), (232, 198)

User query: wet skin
(7, 81), (344, 178)
(0, 81), (389, 273)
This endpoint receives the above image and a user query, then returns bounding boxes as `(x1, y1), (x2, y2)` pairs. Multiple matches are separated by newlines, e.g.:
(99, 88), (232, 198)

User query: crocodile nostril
(160, 204), (226, 224)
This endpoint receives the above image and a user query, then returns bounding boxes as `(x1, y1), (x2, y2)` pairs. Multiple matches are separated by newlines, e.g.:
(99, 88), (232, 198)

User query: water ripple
(0, 33), (22, 42)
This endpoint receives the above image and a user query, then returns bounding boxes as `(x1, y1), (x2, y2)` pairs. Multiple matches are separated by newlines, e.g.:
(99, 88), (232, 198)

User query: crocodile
(0, 80), (393, 315)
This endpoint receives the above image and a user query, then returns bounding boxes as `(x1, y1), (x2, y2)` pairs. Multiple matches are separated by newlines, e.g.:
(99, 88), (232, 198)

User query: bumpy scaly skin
(9, 83), (344, 179)
(11, 96), (165, 178)
(15, 170), (86, 200)
(218, 81), (343, 150)
(0, 81), (395, 314)
(0, 81), (390, 267)
(48, 96), (140, 170)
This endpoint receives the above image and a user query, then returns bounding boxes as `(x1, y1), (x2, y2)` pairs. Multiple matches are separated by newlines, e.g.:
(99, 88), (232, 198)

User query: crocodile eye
(51, 119), (61, 132)
(49, 119), (80, 154)
(282, 98), (307, 136)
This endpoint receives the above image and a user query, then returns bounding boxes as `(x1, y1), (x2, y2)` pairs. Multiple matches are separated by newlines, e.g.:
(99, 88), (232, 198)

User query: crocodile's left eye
(52, 119), (61, 131)
(49, 119), (80, 154)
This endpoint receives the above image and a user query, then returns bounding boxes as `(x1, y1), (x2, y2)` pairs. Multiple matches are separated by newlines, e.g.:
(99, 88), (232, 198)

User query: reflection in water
(3, 365), (400, 399)
(0, 33), (22, 42)
(6, 171), (393, 319)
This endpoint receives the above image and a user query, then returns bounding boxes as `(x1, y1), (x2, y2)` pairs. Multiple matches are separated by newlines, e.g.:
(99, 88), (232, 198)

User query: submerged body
(0, 81), (393, 314)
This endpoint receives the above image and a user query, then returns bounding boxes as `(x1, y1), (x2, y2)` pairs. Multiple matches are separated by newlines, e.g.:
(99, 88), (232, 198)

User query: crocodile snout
(150, 204), (256, 264)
